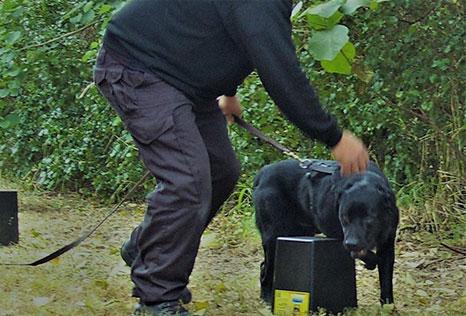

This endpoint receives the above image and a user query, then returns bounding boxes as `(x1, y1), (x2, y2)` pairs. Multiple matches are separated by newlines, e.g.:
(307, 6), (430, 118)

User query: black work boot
(260, 286), (272, 306)
(120, 239), (138, 267)
(121, 239), (193, 304)
(132, 301), (191, 316)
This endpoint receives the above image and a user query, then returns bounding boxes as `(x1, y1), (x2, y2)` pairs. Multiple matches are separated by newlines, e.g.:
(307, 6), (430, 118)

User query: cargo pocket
(113, 67), (166, 114)
(94, 68), (110, 97)
(104, 66), (140, 114)
(126, 112), (174, 145)
(94, 67), (105, 86)
(93, 67), (125, 117)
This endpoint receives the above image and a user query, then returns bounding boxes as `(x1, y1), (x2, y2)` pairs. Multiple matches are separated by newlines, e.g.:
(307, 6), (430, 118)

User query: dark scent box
(273, 236), (357, 315)
(0, 190), (19, 246)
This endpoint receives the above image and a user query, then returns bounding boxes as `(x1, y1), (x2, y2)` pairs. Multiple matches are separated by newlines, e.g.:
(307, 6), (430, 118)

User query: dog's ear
(377, 183), (399, 221)
(332, 184), (346, 213)
(335, 180), (355, 200)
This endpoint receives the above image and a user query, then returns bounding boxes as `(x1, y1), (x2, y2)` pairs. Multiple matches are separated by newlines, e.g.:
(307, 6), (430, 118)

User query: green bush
(0, 0), (464, 230)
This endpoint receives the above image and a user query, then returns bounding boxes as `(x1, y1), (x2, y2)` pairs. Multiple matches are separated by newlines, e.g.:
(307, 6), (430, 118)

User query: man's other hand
(218, 95), (242, 124)
(331, 131), (369, 176)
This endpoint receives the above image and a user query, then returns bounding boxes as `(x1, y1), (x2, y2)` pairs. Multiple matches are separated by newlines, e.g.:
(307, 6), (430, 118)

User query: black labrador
(254, 159), (399, 305)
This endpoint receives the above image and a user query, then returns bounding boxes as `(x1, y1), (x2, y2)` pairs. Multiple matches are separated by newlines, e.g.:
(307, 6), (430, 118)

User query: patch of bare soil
(0, 190), (464, 315)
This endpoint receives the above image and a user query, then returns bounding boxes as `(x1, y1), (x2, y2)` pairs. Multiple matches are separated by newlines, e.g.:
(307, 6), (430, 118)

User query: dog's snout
(344, 240), (361, 251)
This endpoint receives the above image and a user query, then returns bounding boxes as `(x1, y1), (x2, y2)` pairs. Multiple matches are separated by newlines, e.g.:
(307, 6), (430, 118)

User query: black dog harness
(299, 159), (340, 174)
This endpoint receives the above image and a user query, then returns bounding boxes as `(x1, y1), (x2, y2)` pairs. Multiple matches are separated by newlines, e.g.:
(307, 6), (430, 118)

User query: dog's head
(337, 173), (397, 259)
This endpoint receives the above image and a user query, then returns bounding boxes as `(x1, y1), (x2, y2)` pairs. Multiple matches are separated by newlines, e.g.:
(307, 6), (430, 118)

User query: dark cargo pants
(93, 48), (240, 304)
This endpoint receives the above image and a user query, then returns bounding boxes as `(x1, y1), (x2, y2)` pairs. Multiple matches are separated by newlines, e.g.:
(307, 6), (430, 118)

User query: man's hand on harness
(331, 131), (369, 176)
(220, 95), (367, 177)
(218, 95), (242, 124)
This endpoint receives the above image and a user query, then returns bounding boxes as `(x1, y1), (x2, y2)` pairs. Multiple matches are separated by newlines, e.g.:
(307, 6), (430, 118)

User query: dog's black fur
(254, 159), (399, 305)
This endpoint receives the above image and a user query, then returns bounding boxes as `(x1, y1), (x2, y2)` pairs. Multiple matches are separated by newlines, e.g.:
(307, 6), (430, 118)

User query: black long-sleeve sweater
(103, 0), (342, 147)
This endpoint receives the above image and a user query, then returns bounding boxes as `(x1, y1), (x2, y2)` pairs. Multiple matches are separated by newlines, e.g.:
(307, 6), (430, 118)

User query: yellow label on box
(273, 289), (310, 316)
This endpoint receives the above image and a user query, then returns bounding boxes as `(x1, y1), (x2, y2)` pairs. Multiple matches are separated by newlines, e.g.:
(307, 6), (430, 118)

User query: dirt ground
(0, 188), (465, 316)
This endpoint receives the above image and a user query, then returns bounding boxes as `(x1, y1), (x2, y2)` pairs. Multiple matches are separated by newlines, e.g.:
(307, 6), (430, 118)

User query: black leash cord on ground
(0, 171), (151, 266)
(0, 116), (302, 266)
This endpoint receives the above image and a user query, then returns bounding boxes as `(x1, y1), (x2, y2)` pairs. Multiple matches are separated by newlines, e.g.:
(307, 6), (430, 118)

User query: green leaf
(99, 4), (113, 14)
(307, 11), (343, 30)
(308, 25), (349, 61)
(307, 0), (345, 18)
(62, 3), (85, 21)
(5, 31), (21, 45)
(11, 6), (25, 18)
(341, 0), (371, 15)
(7, 88), (19, 97)
(0, 113), (20, 128)
(432, 58), (450, 70)
(321, 42), (356, 74)
(5, 67), (21, 77)
(2, 0), (20, 11)
(420, 101), (433, 111)
(1, 51), (14, 63)
(81, 10), (95, 24)
(0, 89), (9, 98)
(352, 62), (374, 82)
(8, 79), (21, 90)
(369, 0), (388, 10)
(82, 50), (95, 62)
(112, 116), (122, 127)
(83, 1), (95, 13)
(69, 13), (82, 24)
(291, 1), (303, 20)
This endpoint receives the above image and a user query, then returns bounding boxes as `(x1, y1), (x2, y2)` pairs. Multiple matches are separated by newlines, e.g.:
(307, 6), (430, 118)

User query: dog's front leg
(377, 236), (396, 304)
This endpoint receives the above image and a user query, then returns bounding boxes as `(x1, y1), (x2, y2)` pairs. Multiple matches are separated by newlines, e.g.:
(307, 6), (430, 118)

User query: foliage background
(0, 0), (464, 233)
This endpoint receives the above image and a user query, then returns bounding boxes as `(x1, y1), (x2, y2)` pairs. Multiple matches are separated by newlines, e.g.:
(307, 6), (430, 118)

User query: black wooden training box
(0, 190), (19, 246)
(273, 236), (357, 314)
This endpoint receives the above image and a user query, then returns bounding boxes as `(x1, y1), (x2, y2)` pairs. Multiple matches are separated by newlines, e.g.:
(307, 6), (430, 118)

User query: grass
(0, 177), (465, 315)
